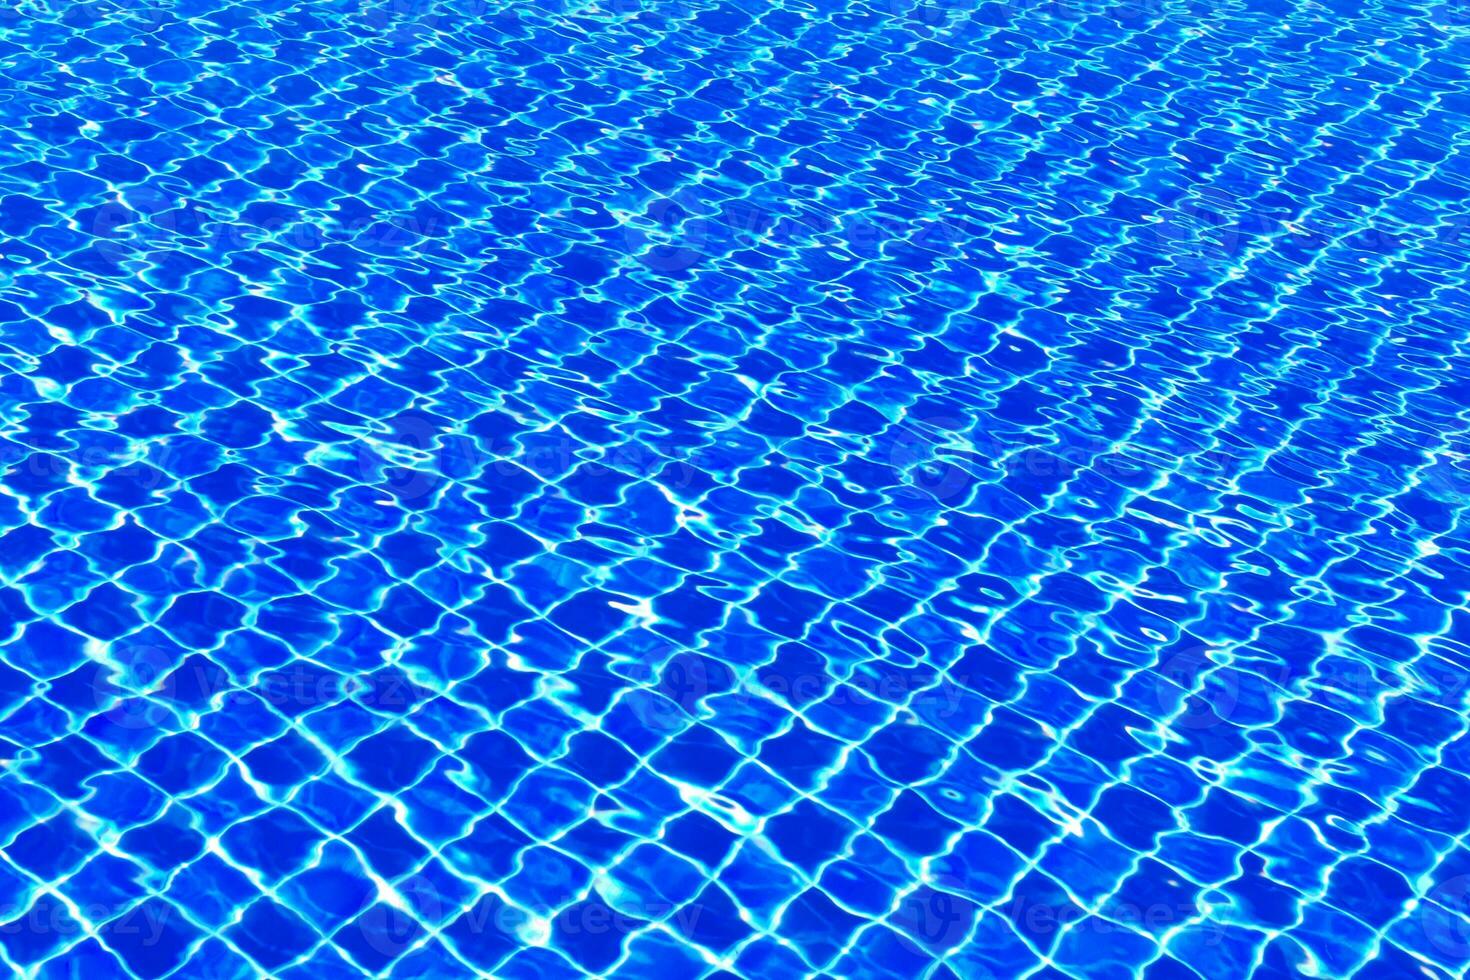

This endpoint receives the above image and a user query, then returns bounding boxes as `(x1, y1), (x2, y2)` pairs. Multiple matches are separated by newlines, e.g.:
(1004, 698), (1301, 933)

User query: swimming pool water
(2, 0), (1470, 977)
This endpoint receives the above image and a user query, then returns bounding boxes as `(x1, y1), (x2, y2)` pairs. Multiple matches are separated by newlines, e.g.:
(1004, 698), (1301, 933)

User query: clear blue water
(2, 0), (1470, 977)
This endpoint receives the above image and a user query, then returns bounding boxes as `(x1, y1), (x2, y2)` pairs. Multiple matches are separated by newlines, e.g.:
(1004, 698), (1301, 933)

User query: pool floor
(2, 0), (1470, 977)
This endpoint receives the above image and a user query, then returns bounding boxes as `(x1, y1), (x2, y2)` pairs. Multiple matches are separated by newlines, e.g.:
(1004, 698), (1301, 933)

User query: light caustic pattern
(2, 0), (1470, 978)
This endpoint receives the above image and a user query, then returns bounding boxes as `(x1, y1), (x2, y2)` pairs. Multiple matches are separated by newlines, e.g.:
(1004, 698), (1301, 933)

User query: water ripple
(2, 0), (1470, 978)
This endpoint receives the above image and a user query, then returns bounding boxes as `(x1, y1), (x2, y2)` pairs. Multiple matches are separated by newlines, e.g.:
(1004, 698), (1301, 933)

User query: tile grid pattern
(1, 0), (1469, 978)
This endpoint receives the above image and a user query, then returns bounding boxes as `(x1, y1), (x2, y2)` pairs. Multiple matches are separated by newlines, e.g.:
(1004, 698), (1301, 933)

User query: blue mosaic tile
(4, 0), (1470, 977)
